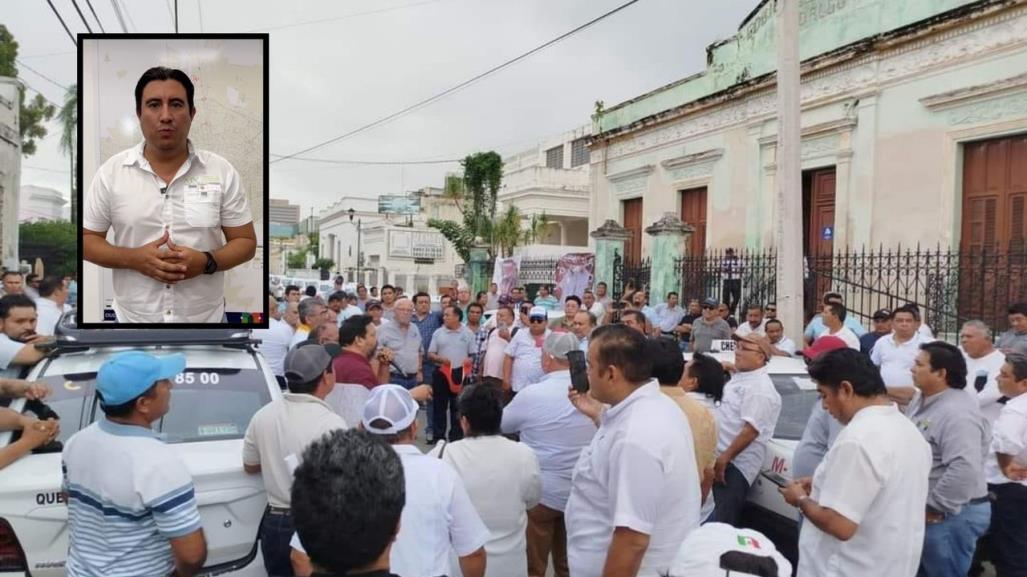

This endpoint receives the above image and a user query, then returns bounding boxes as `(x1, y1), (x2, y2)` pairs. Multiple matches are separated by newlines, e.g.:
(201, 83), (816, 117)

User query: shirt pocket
(184, 185), (221, 228)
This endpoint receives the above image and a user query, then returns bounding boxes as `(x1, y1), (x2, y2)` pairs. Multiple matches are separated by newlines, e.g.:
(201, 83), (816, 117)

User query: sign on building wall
(378, 195), (421, 215)
(388, 229), (445, 260)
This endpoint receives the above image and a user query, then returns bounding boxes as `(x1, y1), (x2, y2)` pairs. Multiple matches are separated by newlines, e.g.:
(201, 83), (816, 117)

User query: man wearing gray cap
(502, 332), (597, 577)
(291, 384), (488, 577)
(690, 298), (732, 354)
(243, 343), (348, 576)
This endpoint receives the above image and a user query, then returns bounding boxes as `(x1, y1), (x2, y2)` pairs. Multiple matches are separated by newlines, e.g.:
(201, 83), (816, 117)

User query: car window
(770, 374), (820, 441)
(22, 359), (272, 445)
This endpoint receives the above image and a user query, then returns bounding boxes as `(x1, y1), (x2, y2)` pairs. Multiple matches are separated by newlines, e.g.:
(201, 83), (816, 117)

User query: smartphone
(760, 470), (789, 488)
(567, 349), (590, 393)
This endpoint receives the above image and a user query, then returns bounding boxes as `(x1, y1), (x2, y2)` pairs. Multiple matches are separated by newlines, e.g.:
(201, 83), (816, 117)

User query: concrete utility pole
(776, 0), (804, 342)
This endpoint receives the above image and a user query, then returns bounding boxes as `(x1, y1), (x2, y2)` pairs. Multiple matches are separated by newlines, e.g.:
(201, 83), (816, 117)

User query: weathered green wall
(598, 0), (978, 132)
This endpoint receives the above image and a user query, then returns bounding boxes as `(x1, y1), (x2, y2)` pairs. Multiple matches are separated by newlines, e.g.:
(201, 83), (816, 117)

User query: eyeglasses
(701, 305), (715, 310)
(529, 317), (547, 323)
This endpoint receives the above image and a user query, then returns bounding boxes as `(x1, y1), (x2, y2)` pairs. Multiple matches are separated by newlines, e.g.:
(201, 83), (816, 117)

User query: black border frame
(76, 33), (270, 330)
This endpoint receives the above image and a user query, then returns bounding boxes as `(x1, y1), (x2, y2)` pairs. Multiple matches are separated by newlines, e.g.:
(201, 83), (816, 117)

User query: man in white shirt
(566, 324), (700, 577)
(582, 289), (605, 327)
(651, 292), (685, 338)
(0, 295), (48, 379)
(816, 302), (860, 350)
(502, 332), (597, 577)
(503, 306), (551, 394)
(987, 352), (1027, 576)
(872, 304), (929, 400)
(436, 384), (542, 577)
(960, 319), (1006, 424)
(780, 348), (931, 577)
(253, 294), (296, 388)
(763, 319), (796, 356)
(712, 336), (782, 525)
(734, 304), (767, 338)
(82, 67), (256, 324)
(33, 276), (70, 336)
(572, 311), (596, 354)
(291, 384), (488, 577)
(243, 343), (348, 575)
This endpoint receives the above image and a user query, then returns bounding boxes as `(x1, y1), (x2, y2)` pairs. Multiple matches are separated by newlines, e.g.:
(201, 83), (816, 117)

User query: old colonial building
(590, 0), (1027, 263)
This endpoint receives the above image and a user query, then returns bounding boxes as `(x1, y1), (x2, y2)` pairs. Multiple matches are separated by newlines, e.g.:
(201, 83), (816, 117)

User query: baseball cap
(800, 335), (848, 361)
(96, 350), (186, 406)
(543, 332), (580, 360)
(365, 299), (383, 311)
(529, 306), (548, 320)
(872, 308), (893, 320)
(284, 343), (334, 386)
(702, 297), (719, 308)
(667, 522), (791, 577)
(362, 384), (418, 435)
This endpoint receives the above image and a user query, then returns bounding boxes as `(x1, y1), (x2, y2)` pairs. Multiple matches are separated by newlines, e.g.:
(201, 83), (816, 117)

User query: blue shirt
(804, 314), (867, 340)
(412, 311), (443, 367)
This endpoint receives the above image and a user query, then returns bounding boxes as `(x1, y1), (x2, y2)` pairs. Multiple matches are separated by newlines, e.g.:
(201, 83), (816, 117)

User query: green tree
(0, 25), (56, 157)
(18, 220), (77, 276)
(523, 212), (551, 245)
(313, 258), (335, 272)
(58, 85), (77, 222)
(287, 250), (307, 270)
(428, 151), (504, 261)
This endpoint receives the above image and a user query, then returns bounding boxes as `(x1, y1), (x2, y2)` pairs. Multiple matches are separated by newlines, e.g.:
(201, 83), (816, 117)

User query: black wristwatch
(203, 251), (218, 275)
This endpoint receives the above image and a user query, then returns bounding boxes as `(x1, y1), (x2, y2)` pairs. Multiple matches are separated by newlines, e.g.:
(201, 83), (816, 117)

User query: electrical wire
(246, 0), (444, 33)
(271, 0), (642, 164)
(108, 0), (129, 32)
(45, 0), (77, 46)
(16, 60), (68, 91)
(84, 0), (107, 33)
(70, 0), (94, 33)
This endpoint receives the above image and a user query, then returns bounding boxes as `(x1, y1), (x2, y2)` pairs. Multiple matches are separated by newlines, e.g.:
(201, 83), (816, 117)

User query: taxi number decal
(175, 371), (221, 385)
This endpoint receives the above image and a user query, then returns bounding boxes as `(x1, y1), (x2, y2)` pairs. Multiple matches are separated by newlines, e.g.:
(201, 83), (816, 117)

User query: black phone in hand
(567, 350), (589, 393)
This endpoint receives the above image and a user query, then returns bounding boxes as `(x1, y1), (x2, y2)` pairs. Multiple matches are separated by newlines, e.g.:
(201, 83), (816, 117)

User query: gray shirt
(906, 388), (990, 514)
(428, 325), (476, 366)
(376, 321), (423, 376)
(792, 402), (844, 478)
(690, 318), (733, 353)
(997, 330), (1027, 354)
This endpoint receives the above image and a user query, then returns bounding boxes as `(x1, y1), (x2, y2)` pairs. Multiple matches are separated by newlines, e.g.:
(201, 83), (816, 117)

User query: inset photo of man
(78, 35), (267, 327)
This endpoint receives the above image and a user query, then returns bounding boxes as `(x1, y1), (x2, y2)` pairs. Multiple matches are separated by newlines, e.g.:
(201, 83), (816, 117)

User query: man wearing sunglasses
(690, 298), (732, 354)
(503, 306), (552, 397)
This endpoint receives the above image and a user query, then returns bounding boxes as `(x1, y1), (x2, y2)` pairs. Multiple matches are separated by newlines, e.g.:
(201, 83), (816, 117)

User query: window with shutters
(961, 135), (1027, 253)
(546, 145), (564, 169)
(570, 138), (589, 167)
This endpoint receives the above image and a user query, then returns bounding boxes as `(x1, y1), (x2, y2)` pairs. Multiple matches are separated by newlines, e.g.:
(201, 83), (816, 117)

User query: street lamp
(348, 208), (363, 284)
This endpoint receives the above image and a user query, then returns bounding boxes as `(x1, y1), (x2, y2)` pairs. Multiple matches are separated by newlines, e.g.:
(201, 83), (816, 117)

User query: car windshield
(15, 354), (272, 445)
(770, 374), (820, 441)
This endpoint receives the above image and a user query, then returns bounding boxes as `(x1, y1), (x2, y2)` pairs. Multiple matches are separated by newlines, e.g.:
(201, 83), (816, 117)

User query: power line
(174, 0), (179, 33)
(109, 0), (129, 32)
(271, 0), (642, 164)
(247, 0), (444, 33)
(24, 165), (71, 174)
(84, 0), (107, 33)
(18, 78), (60, 109)
(197, 0), (204, 32)
(45, 0), (77, 46)
(120, 0), (140, 32)
(17, 60), (68, 91)
(19, 50), (76, 59)
(70, 0), (94, 33)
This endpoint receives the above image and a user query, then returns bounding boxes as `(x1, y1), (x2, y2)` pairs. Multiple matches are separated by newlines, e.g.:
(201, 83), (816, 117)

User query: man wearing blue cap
(62, 350), (207, 577)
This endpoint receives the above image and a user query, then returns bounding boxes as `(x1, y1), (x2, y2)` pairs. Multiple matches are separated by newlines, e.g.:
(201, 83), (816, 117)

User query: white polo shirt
(871, 332), (929, 387)
(253, 318), (295, 377)
(83, 141), (252, 323)
(772, 336), (797, 356)
(734, 320), (767, 338)
(504, 328), (550, 392)
(798, 404), (931, 577)
(822, 326), (860, 350)
(501, 369), (597, 511)
(715, 366), (782, 484)
(0, 334), (28, 379)
(565, 381), (700, 577)
(963, 348), (1006, 424)
(438, 435), (542, 577)
(291, 444), (488, 577)
(242, 393), (348, 508)
(34, 297), (65, 336)
(986, 393), (1027, 487)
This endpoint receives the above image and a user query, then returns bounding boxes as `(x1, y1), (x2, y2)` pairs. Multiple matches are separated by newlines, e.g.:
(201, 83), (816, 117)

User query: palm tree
(57, 85), (77, 222)
(523, 212), (551, 244)
(494, 205), (522, 258)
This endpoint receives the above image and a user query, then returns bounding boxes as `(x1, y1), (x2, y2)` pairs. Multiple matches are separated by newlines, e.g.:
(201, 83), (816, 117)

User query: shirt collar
(98, 417), (159, 438)
(123, 139), (205, 168)
(730, 366), (770, 382)
(282, 392), (335, 412)
(849, 402), (899, 424)
(391, 443), (423, 456)
(603, 379), (660, 424)
(1006, 392), (1027, 411)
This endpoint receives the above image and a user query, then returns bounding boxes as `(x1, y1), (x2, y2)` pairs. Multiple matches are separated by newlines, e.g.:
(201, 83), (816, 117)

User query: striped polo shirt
(62, 418), (203, 577)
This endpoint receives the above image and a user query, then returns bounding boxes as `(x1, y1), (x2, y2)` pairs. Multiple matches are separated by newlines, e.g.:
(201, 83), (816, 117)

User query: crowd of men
(2, 269), (1027, 577)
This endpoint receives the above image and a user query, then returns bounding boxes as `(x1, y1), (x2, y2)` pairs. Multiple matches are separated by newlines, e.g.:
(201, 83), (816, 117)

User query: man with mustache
(83, 66), (257, 323)
(0, 295), (49, 379)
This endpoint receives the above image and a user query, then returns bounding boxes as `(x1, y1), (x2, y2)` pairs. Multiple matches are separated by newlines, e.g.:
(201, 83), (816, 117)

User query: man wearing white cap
(291, 384), (488, 577)
(243, 342), (348, 576)
(503, 306), (551, 395)
(62, 350), (207, 577)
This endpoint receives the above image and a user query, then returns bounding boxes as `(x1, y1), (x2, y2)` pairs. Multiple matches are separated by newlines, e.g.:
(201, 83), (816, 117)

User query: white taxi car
(686, 351), (820, 563)
(0, 325), (278, 576)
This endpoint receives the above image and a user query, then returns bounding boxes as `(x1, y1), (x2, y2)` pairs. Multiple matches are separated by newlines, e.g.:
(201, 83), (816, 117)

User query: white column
(776, 0), (804, 341)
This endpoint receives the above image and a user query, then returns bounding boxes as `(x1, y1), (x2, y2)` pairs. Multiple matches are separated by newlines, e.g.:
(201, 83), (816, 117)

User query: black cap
(872, 308), (893, 320)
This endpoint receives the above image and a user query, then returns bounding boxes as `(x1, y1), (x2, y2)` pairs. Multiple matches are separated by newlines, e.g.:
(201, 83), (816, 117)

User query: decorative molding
(607, 164), (654, 182)
(660, 148), (724, 170)
(608, 164), (653, 199)
(758, 118), (857, 147)
(921, 71), (1027, 110)
(801, 134), (841, 159)
(603, 5), (1027, 161)
(945, 92), (1027, 125)
(590, 219), (633, 240)
(645, 212), (694, 236)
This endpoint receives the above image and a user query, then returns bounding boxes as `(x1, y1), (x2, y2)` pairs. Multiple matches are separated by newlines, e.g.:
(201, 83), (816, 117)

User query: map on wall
(90, 38), (264, 320)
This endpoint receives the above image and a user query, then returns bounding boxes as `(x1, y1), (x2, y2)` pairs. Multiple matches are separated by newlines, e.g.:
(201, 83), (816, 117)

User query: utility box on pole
(0, 78), (21, 272)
